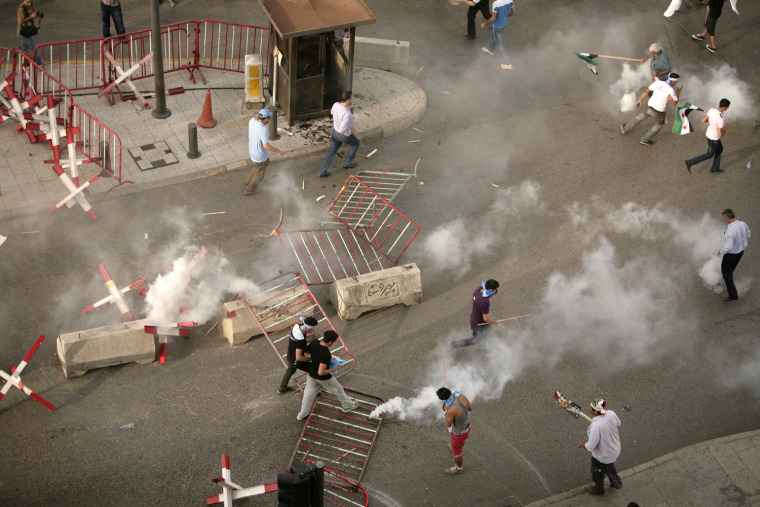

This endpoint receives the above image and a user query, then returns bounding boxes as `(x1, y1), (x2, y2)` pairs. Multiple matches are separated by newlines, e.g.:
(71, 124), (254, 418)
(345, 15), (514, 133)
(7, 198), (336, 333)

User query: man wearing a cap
(577, 398), (623, 495)
(245, 108), (284, 195)
(279, 317), (318, 393)
(621, 72), (682, 146)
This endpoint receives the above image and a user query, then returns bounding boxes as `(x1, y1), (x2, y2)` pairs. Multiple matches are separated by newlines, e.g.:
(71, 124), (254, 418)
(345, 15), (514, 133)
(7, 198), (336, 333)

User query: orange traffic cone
(196, 89), (217, 128)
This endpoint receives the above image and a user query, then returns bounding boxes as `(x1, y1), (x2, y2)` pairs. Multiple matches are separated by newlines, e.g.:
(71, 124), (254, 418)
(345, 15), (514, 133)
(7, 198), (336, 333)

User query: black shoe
(318, 172), (331, 178)
(343, 162), (358, 169)
(279, 386), (296, 394)
(609, 482), (622, 490)
(465, 34), (475, 40)
(711, 168), (724, 173)
(691, 33), (705, 41)
(685, 160), (692, 173)
(723, 297), (738, 302)
(706, 44), (717, 53)
(583, 485), (604, 496)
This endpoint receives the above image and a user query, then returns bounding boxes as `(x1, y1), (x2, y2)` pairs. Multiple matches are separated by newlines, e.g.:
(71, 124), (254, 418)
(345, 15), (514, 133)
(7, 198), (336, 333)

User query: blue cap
(258, 108), (272, 118)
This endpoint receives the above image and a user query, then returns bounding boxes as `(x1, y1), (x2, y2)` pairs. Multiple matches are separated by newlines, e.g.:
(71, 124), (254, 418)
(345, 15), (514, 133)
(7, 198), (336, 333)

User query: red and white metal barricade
(290, 388), (384, 502)
(13, 50), (73, 123)
(277, 176), (420, 284)
(239, 273), (354, 388)
(144, 321), (198, 363)
(48, 165), (100, 219)
(98, 49), (152, 109)
(197, 20), (270, 77)
(83, 264), (143, 321)
(206, 454), (278, 506)
(0, 335), (56, 411)
(69, 103), (128, 186)
(34, 38), (105, 93)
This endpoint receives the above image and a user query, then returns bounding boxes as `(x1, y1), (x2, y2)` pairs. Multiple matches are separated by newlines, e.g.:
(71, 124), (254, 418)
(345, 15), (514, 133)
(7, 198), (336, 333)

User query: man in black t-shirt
(278, 316), (318, 393)
(691, 0), (725, 53)
(296, 330), (358, 420)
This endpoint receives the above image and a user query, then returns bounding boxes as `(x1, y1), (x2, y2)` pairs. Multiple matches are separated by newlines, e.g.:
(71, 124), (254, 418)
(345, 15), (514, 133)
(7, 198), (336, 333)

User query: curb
(525, 429), (760, 506)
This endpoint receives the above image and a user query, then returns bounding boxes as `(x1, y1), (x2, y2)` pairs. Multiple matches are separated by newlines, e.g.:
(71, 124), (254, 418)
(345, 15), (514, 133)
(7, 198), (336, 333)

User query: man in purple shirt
(451, 279), (500, 348)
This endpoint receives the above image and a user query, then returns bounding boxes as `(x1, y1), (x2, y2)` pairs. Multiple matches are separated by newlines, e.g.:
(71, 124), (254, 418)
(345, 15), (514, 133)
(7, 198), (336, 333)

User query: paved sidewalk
(0, 66), (426, 218)
(527, 429), (760, 507)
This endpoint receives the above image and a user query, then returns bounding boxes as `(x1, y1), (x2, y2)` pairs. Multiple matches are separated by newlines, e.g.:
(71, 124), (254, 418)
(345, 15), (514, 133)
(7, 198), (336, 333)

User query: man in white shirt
(577, 398), (622, 496)
(718, 209), (751, 302)
(621, 72), (683, 145)
(317, 90), (360, 178)
(685, 98), (730, 174)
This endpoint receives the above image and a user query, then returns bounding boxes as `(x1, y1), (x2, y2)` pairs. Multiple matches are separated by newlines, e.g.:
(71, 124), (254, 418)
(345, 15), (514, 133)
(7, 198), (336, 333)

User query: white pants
(664, 0), (682, 17)
(297, 375), (353, 420)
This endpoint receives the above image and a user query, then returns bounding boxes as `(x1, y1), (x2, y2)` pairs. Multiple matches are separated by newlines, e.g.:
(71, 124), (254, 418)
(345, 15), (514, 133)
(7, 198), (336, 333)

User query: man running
(451, 279), (500, 348)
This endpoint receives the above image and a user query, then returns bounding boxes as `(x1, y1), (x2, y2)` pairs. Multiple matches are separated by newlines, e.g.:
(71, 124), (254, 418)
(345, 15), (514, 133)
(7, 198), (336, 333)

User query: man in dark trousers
(456, 0), (491, 40)
(718, 209), (751, 302)
(685, 98), (730, 174)
(451, 279), (500, 348)
(578, 398), (623, 496)
(691, 0), (725, 53)
(296, 330), (358, 420)
(438, 387), (473, 475)
(278, 316), (318, 393)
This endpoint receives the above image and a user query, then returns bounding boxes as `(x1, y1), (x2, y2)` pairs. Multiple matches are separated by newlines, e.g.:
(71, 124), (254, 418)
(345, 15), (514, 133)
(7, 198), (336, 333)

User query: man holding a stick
(451, 279), (500, 348)
(437, 387), (473, 475)
(639, 43), (671, 82)
(296, 330), (358, 420)
(577, 398), (623, 496)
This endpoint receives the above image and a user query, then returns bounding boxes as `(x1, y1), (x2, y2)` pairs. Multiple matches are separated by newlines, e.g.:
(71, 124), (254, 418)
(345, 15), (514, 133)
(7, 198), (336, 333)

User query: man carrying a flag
(685, 98), (730, 174)
(621, 72), (682, 146)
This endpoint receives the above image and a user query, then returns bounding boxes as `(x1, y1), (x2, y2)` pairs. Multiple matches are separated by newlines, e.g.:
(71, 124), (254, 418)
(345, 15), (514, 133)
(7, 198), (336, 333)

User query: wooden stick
(442, 353), (448, 386)
(415, 65), (423, 77)
(206, 321), (219, 335)
(597, 54), (640, 62)
(336, 447), (358, 462)
(478, 313), (533, 325)
(497, 323), (519, 340)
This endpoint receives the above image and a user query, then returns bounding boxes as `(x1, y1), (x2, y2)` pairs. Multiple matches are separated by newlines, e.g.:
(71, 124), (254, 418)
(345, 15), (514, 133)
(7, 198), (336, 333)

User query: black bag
(20, 24), (38, 37)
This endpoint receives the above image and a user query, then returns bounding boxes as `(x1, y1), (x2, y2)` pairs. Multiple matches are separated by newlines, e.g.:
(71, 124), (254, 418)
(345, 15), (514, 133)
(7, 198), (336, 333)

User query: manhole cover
(128, 141), (178, 171)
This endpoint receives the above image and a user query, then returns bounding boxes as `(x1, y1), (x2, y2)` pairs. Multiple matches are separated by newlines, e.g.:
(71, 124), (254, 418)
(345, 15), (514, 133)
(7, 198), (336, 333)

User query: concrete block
(220, 300), (259, 346)
(354, 37), (410, 75)
(57, 319), (156, 378)
(329, 263), (421, 321)
(220, 287), (309, 345)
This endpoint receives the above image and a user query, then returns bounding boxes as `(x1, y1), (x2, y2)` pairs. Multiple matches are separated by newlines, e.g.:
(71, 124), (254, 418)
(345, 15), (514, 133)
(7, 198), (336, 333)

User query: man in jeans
(621, 72), (682, 146)
(685, 98), (730, 174)
(481, 0), (515, 70)
(317, 90), (360, 178)
(101, 0), (126, 38)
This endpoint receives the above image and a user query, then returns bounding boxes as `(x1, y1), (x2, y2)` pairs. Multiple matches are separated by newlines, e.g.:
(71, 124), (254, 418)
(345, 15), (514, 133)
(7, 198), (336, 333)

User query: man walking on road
(451, 279), (500, 348)
(296, 330), (358, 420)
(578, 398), (623, 496)
(278, 317), (318, 393)
(317, 90), (360, 178)
(621, 72), (682, 146)
(437, 387), (473, 475)
(718, 209), (751, 302)
(245, 108), (284, 195)
(457, 0), (491, 40)
(481, 0), (515, 70)
(691, 0), (725, 53)
(685, 98), (730, 174)
(101, 0), (126, 38)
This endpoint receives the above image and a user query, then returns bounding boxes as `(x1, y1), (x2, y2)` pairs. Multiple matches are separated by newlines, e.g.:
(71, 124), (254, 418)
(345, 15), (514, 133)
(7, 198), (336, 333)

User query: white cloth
(664, 0), (682, 17)
(647, 80), (677, 112)
(705, 108), (725, 141)
(331, 102), (354, 136)
(723, 220), (751, 254)
(297, 375), (354, 419)
(585, 410), (622, 464)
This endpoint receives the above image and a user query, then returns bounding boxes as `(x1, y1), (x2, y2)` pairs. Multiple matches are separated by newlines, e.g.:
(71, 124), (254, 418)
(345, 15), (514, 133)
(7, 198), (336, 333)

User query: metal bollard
(268, 103), (280, 140)
(187, 122), (201, 159)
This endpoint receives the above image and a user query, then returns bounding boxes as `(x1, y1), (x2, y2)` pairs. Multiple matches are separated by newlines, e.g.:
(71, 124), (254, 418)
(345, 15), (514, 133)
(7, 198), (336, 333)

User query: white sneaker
(481, 47), (495, 56)
(500, 64), (513, 70)
(342, 400), (359, 412)
(444, 466), (463, 475)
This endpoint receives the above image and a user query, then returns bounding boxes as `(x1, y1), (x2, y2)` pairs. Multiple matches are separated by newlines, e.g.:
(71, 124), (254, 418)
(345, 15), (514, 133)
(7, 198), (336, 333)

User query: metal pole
(187, 123), (200, 159)
(150, 0), (171, 119)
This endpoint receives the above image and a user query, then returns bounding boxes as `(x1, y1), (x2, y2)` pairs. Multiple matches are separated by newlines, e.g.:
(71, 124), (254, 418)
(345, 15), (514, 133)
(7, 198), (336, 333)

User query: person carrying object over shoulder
(101, 0), (126, 39)
(317, 90), (360, 178)
(685, 98), (730, 175)
(438, 387), (473, 475)
(451, 279), (500, 348)
(578, 398), (623, 496)
(279, 316), (318, 394)
(16, 0), (42, 65)
(244, 108), (285, 196)
(620, 72), (682, 146)
(717, 209), (750, 303)
(296, 330), (358, 421)
(639, 43), (670, 82)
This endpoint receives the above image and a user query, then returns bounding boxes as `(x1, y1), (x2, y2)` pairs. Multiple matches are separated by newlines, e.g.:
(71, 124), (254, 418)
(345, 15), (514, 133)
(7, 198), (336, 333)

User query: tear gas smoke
(609, 62), (650, 113)
(681, 64), (757, 121)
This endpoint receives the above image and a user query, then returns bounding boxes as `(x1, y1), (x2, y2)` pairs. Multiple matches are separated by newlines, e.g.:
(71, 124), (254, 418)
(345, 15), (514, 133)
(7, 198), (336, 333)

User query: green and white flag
(673, 102), (702, 135)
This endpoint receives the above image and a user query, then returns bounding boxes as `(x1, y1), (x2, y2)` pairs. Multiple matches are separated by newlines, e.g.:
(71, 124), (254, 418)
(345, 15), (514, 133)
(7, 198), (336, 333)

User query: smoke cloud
(609, 62), (650, 112)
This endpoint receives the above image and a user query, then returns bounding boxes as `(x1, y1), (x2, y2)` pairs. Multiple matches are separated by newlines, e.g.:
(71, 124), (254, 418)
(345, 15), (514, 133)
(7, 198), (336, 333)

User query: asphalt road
(1, 0), (759, 506)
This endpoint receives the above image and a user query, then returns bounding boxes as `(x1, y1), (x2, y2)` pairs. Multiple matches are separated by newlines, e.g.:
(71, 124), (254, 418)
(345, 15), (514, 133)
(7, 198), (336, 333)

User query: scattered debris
(366, 148), (378, 158)
(277, 127), (293, 136)
(119, 423), (135, 430)
(492, 183), (500, 188)
(202, 212), (226, 215)
(415, 66), (423, 77)
(440, 90), (450, 96)
(20, 231), (40, 235)
(408, 140), (420, 143)
(316, 195), (326, 202)
(413, 127), (424, 134)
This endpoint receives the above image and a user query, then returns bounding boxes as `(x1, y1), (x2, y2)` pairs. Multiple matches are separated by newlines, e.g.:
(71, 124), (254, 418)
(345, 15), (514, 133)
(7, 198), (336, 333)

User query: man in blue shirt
(245, 108), (284, 195)
(481, 0), (515, 70)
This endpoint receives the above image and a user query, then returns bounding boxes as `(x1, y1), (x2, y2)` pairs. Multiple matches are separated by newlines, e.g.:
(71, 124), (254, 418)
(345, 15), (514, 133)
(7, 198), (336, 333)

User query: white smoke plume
(144, 246), (259, 327)
(681, 64), (757, 121)
(609, 62), (650, 112)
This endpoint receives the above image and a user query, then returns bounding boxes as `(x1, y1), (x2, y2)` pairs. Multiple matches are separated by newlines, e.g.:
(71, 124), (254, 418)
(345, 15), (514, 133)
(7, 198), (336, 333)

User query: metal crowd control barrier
(240, 273), (354, 388)
(13, 50), (73, 121)
(0, 46), (13, 73)
(34, 38), (104, 93)
(197, 20), (270, 76)
(290, 388), (385, 499)
(352, 171), (413, 204)
(69, 103), (129, 186)
(277, 176), (419, 284)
